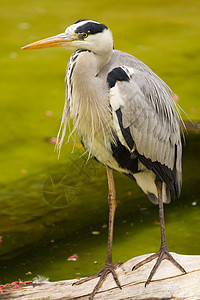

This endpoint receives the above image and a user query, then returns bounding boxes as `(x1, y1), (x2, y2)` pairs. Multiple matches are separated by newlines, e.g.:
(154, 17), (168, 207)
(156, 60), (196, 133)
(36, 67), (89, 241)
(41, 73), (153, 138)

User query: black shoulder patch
(75, 22), (107, 35)
(107, 67), (130, 89)
(116, 108), (135, 150)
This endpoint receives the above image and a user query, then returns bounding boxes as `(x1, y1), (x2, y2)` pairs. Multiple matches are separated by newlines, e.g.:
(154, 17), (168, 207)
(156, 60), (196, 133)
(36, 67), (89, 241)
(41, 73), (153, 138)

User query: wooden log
(2, 253), (200, 300)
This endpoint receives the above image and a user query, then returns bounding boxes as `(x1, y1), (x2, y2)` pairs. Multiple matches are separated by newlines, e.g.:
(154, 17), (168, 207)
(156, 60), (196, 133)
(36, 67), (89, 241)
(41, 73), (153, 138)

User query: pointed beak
(21, 32), (76, 50)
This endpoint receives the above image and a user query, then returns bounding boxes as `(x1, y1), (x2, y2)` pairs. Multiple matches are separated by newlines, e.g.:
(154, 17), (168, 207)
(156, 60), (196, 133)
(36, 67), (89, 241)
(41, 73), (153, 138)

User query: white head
(22, 19), (113, 56)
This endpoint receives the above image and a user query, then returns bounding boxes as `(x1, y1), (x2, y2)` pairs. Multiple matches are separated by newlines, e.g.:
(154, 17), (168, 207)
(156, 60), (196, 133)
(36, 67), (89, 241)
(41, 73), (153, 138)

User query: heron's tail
(147, 183), (171, 204)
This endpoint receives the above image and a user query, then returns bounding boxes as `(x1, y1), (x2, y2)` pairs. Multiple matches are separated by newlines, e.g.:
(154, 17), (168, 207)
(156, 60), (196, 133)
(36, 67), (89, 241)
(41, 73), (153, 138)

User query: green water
(0, 133), (199, 284)
(0, 0), (200, 285)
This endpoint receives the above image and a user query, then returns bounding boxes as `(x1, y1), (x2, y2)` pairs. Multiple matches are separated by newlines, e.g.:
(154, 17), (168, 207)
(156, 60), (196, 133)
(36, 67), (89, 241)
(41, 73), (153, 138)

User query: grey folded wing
(109, 66), (182, 197)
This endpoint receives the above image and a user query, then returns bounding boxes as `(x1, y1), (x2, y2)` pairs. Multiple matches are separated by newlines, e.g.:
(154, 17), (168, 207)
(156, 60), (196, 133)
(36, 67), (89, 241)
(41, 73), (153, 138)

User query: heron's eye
(82, 33), (88, 39)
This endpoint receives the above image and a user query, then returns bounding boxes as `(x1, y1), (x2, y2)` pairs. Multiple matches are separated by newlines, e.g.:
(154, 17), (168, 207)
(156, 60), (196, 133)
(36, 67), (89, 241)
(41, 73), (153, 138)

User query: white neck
(57, 29), (114, 154)
(79, 29), (113, 74)
(67, 50), (113, 151)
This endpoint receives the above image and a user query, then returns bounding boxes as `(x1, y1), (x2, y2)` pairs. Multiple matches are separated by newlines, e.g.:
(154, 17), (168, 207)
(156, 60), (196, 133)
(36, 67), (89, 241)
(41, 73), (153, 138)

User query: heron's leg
(73, 167), (122, 300)
(132, 179), (186, 286)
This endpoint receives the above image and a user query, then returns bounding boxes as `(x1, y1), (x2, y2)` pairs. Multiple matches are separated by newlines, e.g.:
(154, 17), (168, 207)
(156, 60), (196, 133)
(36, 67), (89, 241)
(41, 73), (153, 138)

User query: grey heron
(22, 19), (186, 299)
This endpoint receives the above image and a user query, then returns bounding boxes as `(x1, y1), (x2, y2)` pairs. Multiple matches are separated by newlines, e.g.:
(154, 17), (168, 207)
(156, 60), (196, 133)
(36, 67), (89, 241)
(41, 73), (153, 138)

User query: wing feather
(109, 66), (182, 196)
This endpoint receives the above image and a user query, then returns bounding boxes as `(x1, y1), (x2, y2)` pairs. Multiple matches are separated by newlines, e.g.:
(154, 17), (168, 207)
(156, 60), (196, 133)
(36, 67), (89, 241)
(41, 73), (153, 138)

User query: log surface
(2, 253), (200, 300)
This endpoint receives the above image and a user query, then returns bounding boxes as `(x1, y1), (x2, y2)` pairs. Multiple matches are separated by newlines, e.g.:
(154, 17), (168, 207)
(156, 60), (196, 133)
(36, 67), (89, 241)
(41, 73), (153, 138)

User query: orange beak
(21, 33), (75, 50)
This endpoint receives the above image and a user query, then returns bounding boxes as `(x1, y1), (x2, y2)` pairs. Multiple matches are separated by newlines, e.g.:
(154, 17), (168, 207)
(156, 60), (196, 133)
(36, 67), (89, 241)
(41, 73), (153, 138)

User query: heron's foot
(132, 245), (186, 287)
(73, 261), (122, 300)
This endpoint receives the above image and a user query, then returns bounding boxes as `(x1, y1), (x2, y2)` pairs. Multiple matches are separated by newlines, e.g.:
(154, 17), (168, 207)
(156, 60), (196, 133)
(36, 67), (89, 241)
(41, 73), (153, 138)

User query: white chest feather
(66, 52), (117, 164)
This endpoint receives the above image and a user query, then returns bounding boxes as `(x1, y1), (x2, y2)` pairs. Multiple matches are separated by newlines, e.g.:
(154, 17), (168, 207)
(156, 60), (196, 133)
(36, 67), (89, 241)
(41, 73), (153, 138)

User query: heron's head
(22, 19), (113, 55)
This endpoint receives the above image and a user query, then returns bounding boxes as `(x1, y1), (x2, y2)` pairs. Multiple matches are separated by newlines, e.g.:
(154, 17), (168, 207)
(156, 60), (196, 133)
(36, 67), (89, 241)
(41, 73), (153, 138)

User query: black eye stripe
(75, 22), (107, 35)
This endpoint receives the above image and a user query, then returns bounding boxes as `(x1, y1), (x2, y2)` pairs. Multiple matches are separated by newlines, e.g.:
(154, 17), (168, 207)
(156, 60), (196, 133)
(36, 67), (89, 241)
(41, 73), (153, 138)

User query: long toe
(145, 250), (186, 286)
(166, 252), (187, 274)
(132, 250), (186, 287)
(73, 262), (122, 300)
(132, 252), (159, 271)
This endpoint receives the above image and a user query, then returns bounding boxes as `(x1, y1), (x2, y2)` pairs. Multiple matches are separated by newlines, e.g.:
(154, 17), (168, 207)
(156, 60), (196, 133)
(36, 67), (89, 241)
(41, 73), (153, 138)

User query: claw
(133, 249), (186, 286)
(132, 253), (158, 271)
(72, 272), (99, 286)
(73, 261), (122, 299)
